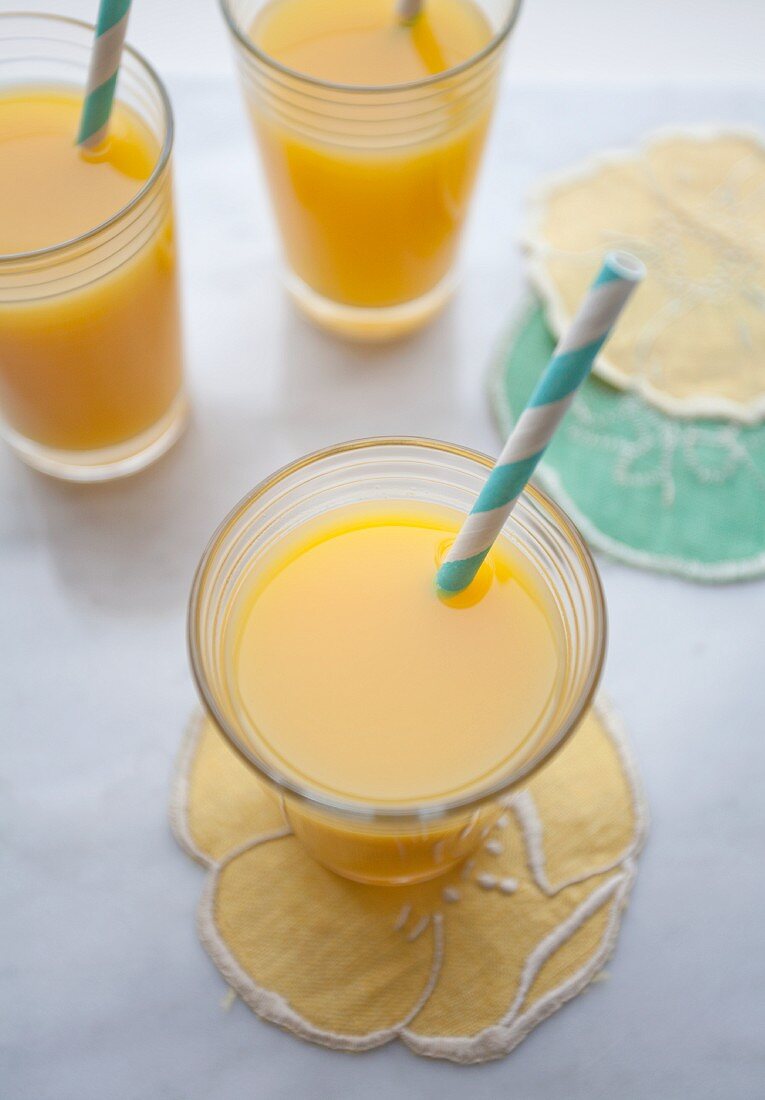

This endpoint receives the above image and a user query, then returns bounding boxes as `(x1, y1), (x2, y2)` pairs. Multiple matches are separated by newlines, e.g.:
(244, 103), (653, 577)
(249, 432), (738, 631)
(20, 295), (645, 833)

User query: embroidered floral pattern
(171, 701), (645, 1063)
(568, 394), (765, 509)
(491, 304), (765, 581)
(524, 128), (765, 422)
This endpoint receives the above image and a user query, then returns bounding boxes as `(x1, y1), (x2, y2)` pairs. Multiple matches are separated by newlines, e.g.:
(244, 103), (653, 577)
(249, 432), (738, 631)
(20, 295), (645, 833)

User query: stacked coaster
(492, 128), (765, 581)
(171, 701), (645, 1063)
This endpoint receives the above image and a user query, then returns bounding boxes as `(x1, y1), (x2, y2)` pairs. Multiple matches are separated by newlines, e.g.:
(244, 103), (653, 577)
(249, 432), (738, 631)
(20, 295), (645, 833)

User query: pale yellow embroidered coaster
(524, 128), (765, 422)
(170, 699), (646, 1063)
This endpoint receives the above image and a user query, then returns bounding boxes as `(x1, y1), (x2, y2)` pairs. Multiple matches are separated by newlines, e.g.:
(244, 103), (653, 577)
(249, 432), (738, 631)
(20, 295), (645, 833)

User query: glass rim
(219, 0), (523, 96)
(188, 436), (607, 826)
(0, 11), (174, 265)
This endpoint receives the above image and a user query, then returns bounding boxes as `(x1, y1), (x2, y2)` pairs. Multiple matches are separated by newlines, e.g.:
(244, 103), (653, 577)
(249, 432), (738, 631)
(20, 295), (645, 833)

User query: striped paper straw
(77, 0), (132, 148)
(397, 0), (424, 24)
(436, 250), (646, 594)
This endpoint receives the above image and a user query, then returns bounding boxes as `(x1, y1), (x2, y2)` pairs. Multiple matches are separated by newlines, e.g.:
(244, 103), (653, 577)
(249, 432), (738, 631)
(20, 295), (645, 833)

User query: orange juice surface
(248, 0), (495, 310)
(0, 88), (182, 453)
(228, 503), (563, 808)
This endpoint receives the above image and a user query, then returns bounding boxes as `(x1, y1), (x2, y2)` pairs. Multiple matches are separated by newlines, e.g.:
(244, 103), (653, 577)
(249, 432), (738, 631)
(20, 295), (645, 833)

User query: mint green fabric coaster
(490, 304), (765, 582)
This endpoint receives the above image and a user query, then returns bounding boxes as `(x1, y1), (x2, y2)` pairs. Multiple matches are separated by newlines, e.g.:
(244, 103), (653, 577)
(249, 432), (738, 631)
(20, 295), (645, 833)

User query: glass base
(284, 270), (457, 342)
(2, 391), (189, 483)
(306, 850), (468, 887)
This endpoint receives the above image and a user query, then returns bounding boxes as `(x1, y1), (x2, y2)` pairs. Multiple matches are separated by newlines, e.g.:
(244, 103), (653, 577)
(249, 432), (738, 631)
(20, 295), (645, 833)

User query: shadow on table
(19, 403), (290, 617)
(19, 294), (463, 615)
(275, 296), (463, 445)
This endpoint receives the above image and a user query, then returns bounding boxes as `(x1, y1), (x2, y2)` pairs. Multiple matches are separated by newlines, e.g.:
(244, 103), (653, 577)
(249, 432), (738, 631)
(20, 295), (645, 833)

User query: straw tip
(604, 250), (647, 283)
(397, 0), (423, 23)
(434, 566), (466, 597)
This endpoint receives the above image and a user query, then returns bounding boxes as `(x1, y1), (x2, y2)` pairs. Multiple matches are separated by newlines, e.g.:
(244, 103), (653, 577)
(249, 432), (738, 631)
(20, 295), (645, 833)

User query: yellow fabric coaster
(170, 699), (646, 1063)
(524, 127), (765, 422)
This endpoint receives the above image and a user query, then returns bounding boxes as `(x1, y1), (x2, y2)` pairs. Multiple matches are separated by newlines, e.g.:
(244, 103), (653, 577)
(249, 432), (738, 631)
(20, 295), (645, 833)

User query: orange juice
(238, 0), (502, 335)
(0, 87), (184, 476)
(225, 502), (564, 880)
(189, 439), (606, 885)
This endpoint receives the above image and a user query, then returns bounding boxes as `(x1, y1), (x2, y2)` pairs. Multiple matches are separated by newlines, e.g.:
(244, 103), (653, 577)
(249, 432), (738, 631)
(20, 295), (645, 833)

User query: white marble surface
(3, 73), (765, 1099)
(21, 0), (765, 86)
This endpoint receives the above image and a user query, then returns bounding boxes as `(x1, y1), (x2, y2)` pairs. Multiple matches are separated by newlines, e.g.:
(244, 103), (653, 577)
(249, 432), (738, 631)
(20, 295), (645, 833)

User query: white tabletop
(3, 17), (765, 1099)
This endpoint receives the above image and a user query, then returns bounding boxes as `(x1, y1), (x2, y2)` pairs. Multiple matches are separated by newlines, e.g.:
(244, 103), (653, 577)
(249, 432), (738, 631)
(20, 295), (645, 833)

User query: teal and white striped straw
(77, 0), (132, 148)
(397, 0), (424, 22)
(436, 250), (646, 594)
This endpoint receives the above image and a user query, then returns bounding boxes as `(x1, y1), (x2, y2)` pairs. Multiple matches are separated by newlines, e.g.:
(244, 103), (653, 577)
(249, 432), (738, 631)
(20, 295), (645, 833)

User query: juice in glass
(189, 439), (606, 885)
(0, 16), (185, 480)
(221, 0), (521, 339)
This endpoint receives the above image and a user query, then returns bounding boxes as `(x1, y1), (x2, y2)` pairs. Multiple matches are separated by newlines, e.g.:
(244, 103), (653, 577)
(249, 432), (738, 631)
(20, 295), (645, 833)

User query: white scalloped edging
(169, 698), (647, 1063)
(522, 124), (765, 424)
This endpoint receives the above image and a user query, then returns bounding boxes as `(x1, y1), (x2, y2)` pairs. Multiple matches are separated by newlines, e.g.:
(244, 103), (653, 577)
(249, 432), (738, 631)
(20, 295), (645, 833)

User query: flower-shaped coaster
(490, 304), (765, 582)
(170, 699), (646, 1063)
(524, 127), (765, 422)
